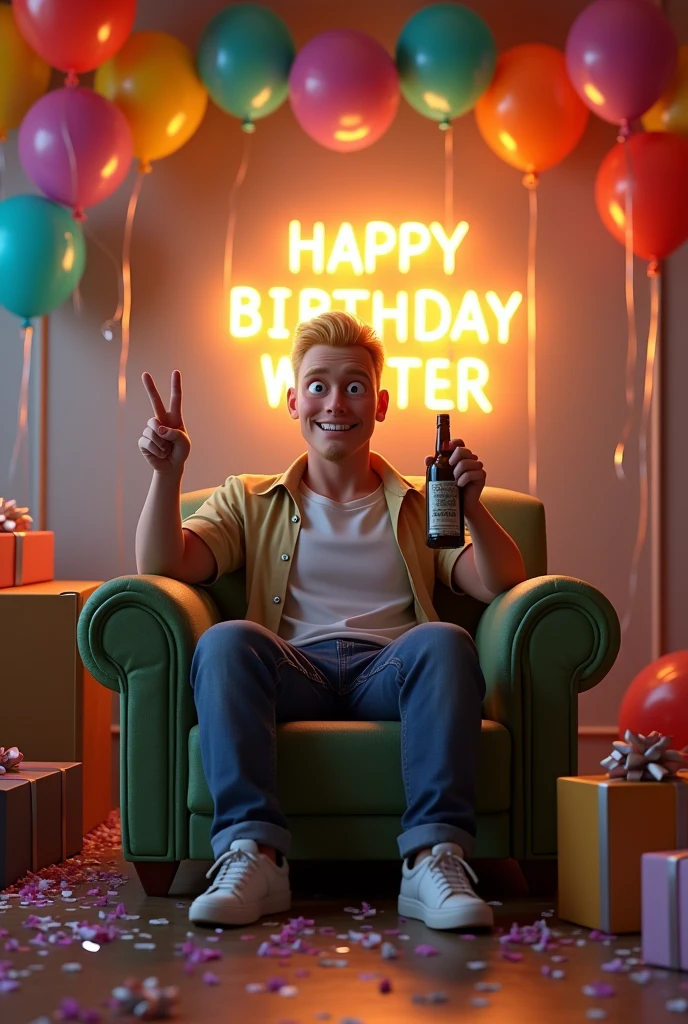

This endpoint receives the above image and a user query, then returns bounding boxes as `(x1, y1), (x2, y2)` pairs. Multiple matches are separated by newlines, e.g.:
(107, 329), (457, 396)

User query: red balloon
(13, 0), (136, 76)
(619, 651), (688, 749)
(595, 131), (688, 261)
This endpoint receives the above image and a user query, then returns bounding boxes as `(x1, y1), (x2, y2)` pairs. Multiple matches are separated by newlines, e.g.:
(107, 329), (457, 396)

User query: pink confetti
(501, 951), (524, 962)
(601, 958), (627, 973)
(266, 976), (288, 992)
(415, 944), (439, 956)
(240, 934), (255, 941)
(379, 978), (392, 993)
(583, 981), (617, 998)
(588, 930), (617, 942)
(202, 971), (220, 986)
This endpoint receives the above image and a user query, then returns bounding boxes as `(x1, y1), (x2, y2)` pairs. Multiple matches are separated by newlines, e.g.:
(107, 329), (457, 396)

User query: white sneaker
(398, 842), (494, 930)
(189, 839), (291, 927)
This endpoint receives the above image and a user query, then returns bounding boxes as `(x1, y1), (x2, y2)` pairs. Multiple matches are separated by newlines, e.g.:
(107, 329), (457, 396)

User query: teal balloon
(0, 194), (86, 320)
(396, 3), (497, 125)
(197, 3), (295, 128)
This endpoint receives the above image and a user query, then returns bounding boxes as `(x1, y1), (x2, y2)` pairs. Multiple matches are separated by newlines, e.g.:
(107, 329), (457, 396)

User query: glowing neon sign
(229, 220), (523, 412)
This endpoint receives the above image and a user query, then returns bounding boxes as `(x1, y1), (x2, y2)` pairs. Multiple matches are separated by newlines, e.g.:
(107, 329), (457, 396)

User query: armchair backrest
(181, 481), (547, 638)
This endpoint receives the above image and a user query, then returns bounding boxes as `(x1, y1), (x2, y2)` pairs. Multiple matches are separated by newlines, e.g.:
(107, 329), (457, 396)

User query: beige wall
(1, 0), (686, 733)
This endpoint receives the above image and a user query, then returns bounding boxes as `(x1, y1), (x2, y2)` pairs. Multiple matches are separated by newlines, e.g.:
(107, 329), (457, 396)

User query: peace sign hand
(139, 370), (191, 476)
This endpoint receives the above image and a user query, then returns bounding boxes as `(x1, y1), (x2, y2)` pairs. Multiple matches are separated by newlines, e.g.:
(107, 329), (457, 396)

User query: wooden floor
(2, 835), (688, 1023)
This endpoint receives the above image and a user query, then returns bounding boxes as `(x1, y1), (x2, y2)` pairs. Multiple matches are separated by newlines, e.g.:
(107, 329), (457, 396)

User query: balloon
(94, 32), (208, 165)
(619, 651), (688, 751)
(12, 0), (136, 76)
(289, 30), (399, 153)
(474, 44), (589, 174)
(197, 3), (295, 130)
(0, 6), (51, 139)
(396, 3), (496, 125)
(0, 195), (86, 320)
(595, 131), (688, 261)
(565, 0), (678, 125)
(643, 45), (688, 135)
(19, 88), (133, 216)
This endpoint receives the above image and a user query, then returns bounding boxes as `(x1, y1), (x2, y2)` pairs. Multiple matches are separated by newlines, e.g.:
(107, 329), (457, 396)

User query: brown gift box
(0, 762), (82, 889)
(0, 581), (110, 833)
(0, 531), (54, 588)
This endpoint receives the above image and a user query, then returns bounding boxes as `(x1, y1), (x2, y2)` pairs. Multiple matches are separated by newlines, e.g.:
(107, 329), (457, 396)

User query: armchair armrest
(77, 575), (221, 861)
(475, 574), (620, 859)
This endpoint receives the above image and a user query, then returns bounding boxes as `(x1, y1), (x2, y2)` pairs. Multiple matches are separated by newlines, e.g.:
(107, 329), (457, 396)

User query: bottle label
(427, 480), (460, 534)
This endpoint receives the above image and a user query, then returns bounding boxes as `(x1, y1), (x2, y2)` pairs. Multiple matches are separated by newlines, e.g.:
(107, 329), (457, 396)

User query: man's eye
(306, 380), (367, 395)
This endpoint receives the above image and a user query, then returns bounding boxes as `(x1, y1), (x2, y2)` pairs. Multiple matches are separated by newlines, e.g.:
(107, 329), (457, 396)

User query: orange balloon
(95, 32), (208, 165)
(642, 45), (688, 135)
(475, 43), (589, 175)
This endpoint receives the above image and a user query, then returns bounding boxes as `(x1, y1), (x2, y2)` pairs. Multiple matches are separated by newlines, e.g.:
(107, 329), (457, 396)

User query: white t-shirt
(278, 480), (418, 648)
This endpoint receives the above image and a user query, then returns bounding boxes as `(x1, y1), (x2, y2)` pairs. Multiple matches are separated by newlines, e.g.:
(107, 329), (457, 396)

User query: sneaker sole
(189, 890), (292, 927)
(398, 894), (494, 931)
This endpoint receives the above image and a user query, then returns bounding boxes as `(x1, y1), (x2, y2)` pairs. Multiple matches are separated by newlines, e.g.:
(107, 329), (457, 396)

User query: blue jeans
(190, 619), (486, 863)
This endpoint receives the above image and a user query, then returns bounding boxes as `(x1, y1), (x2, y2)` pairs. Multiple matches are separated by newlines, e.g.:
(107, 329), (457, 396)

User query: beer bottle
(426, 413), (465, 548)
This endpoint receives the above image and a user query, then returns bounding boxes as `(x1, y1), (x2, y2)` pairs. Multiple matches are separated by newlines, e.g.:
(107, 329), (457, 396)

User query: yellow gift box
(557, 774), (688, 934)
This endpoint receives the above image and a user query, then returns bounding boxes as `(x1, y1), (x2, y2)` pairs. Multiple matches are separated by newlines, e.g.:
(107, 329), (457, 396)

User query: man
(136, 311), (526, 930)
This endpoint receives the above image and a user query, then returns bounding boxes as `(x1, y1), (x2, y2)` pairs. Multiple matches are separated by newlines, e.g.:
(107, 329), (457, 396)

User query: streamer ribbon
(621, 261), (661, 636)
(523, 171), (539, 497)
(224, 130), (253, 303)
(614, 126), (637, 484)
(9, 321), (34, 491)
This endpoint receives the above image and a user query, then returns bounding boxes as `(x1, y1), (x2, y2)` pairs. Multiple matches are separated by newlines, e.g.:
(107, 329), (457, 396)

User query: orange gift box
(557, 774), (688, 934)
(0, 530), (54, 588)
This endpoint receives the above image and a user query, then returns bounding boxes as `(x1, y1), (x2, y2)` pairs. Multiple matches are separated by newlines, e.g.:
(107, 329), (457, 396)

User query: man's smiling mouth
(316, 423), (356, 432)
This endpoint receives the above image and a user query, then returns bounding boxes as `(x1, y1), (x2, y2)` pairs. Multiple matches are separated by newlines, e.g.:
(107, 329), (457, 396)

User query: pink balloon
(19, 87), (134, 215)
(566, 0), (678, 125)
(289, 29), (399, 152)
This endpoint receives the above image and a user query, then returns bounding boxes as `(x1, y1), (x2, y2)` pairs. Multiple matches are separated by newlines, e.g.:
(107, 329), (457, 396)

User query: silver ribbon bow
(0, 497), (32, 533)
(601, 729), (688, 782)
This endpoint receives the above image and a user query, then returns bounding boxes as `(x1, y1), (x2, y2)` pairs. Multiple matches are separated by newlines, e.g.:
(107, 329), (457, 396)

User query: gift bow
(601, 729), (688, 782)
(0, 746), (23, 774)
(0, 497), (32, 533)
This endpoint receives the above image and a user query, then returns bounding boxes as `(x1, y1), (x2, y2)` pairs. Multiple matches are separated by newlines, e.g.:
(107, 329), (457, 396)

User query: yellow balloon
(642, 45), (688, 135)
(94, 31), (208, 166)
(0, 7), (51, 140)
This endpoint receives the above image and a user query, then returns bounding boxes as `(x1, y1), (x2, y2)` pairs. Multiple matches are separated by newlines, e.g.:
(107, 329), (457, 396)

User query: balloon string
(117, 164), (149, 576)
(59, 93), (86, 315)
(9, 322), (34, 491)
(0, 137), (6, 201)
(524, 172), (539, 497)
(224, 130), (253, 303)
(621, 264), (660, 636)
(82, 223), (125, 337)
(614, 135), (637, 483)
(444, 124), (454, 233)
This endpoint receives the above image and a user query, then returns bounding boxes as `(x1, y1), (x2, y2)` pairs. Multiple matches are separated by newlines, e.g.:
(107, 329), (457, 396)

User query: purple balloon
(19, 87), (134, 215)
(566, 0), (678, 125)
(289, 29), (399, 152)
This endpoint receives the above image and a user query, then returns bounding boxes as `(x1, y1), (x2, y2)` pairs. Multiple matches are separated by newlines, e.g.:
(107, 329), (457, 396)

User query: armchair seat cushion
(187, 719), (511, 817)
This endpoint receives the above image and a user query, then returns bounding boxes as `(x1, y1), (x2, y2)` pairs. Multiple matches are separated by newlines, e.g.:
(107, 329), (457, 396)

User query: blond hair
(291, 311), (385, 390)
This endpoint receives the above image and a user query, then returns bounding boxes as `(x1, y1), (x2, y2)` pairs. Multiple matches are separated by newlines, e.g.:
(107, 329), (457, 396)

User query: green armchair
(77, 480), (620, 896)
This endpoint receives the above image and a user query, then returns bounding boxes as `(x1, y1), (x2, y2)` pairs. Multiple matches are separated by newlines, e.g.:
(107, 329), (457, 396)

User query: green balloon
(396, 3), (497, 125)
(197, 3), (295, 128)
(0, 195), (86, 321)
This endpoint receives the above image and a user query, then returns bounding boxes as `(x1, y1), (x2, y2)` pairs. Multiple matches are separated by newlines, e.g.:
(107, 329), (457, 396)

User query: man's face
(287, 345), (389, 462)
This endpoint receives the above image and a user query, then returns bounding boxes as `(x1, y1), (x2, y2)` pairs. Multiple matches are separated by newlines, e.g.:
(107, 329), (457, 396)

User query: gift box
(641, 850), (688, 970)
(0, 581), (109, 833)
(0, 530), (54, 588)
(0, 762), (82, 889)
(557, 774), (688, 933)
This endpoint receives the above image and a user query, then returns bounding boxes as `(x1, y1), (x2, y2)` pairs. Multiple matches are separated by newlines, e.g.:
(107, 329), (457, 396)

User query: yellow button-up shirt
(182, 450), (471, 636)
